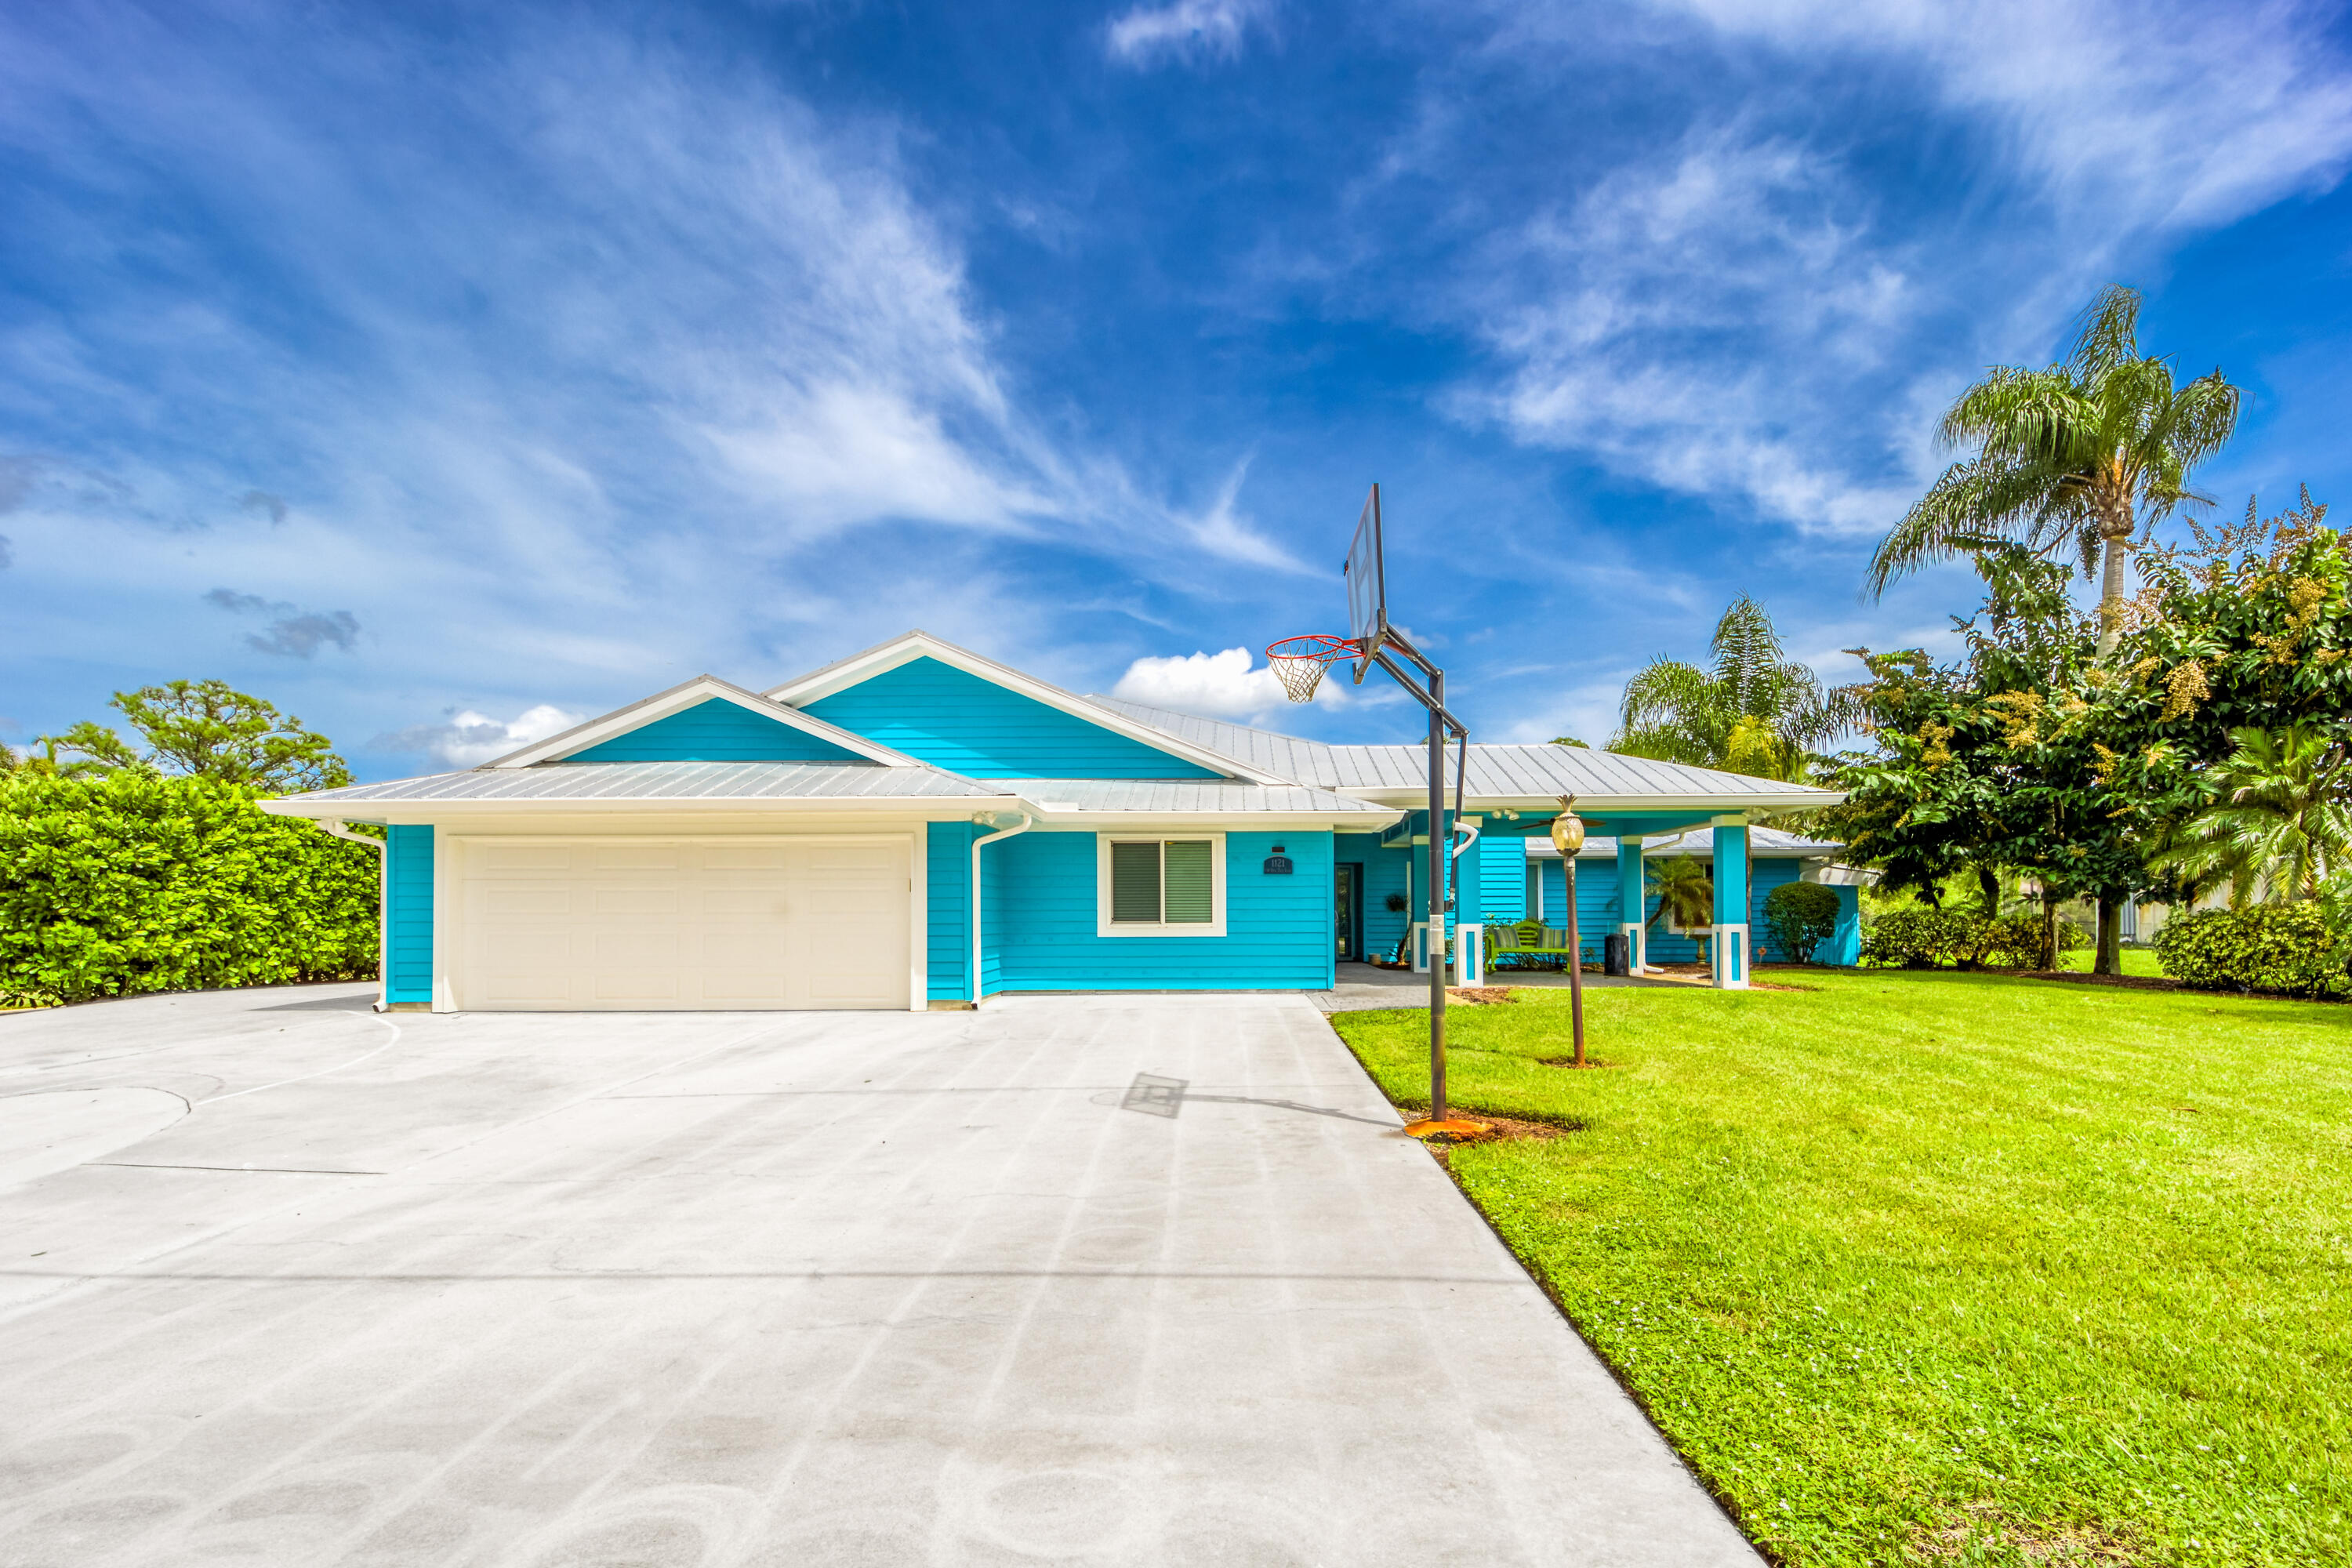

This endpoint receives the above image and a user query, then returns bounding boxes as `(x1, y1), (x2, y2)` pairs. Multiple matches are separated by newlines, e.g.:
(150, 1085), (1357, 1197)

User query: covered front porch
(1333, 805), (1781, 990)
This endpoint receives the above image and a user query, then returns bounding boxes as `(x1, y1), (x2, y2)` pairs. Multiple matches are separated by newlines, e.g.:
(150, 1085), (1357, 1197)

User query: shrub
(1762, 880), (1841, 963)
(2153, 905), (2347, 998)
(1860, 908), (1983, 968)
(1860, 908), (2089, 970)
(0, 772), (379, 1006)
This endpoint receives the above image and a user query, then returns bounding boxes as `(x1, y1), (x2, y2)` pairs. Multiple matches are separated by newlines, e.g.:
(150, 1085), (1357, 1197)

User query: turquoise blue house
(265, 631), (1846, 1012)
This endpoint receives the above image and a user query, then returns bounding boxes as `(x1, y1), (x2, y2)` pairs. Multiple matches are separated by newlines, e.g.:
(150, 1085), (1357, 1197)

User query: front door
(1335, 862), (1363, 961)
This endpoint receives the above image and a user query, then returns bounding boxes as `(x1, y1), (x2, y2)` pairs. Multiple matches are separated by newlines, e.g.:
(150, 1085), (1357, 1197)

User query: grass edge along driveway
(1327, 971), (2352, 1568)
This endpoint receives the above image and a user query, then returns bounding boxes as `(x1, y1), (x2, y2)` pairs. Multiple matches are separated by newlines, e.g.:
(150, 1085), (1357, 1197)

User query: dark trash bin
(1604, 933), (1630, 977)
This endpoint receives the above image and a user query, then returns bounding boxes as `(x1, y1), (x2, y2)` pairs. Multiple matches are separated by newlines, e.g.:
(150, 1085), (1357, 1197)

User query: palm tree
(1613, 595), (1854, 782)
(1869, 285), (2242, 656)
(1646, 855), (1715, 968)
(2149, 727), (2352, 905)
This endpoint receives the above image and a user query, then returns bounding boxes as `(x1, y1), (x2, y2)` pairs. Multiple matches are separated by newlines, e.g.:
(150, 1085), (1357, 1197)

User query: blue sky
(4, 0), (2350, 779)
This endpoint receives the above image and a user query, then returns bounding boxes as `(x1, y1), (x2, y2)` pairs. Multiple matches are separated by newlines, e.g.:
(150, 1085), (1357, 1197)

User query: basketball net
(1265, 635), (1359, 704)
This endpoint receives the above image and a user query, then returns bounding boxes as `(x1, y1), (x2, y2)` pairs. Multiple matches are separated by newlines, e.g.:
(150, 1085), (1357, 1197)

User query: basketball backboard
(1343, 484), (1386, 684)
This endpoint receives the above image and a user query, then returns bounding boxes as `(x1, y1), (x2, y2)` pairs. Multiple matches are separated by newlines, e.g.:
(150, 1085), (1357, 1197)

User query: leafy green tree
(1835, 548), (2172, 973)
(1613, 595), (1855, 781)
(46, 680), (350, 793)
(2146, 727), (2350, 904)
(1869, 285), (2242, 655)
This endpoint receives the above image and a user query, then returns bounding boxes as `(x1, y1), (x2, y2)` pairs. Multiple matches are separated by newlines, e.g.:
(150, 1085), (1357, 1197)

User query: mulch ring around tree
(1396, 1107), (1584, 1149)
(2004, 969), (2182, 991)
(1444, 985), (1518, 1004)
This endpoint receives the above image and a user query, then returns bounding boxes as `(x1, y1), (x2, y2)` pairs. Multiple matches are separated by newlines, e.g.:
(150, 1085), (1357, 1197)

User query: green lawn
(2052, 947), (2168, 978)
(1329, 973), (2352, 1566)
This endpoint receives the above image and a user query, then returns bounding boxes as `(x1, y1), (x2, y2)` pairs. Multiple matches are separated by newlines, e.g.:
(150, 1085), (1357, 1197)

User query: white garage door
(456, 837), (912, 1011)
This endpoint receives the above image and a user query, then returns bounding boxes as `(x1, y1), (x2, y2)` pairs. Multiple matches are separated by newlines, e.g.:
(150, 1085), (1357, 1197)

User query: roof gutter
(307, 818), (383, 851)
(1341, 790), (1846, 812)
(256, 793), (1037, 819)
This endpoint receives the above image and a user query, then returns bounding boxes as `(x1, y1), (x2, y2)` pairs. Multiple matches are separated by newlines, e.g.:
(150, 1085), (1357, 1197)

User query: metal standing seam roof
(1085, 697), (1839, 802)
(989, 779), (1392, 814)
(271, 761), (1024, 807)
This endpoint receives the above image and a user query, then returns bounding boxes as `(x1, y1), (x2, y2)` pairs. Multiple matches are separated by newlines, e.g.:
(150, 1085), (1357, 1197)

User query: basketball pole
(1427, 666), (1447, 1122)
(1357, 630), (1468, 1128)
(1277, 482), (1476, 1137)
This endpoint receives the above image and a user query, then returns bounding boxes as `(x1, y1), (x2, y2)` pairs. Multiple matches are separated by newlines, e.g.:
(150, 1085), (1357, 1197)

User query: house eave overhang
(761, 630), (1293, 786)
(258, 793), (1033, 821)
(1023, 809), (1401, 830)
(482, 674), (922, 769)
(1347, 790), (1846, 814)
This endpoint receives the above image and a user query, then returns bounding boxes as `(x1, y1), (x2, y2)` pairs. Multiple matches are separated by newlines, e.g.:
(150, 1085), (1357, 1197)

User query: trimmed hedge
(1860, 908), (2089, 970)
(0, 772), (380, 1007)
(1762, 880), (1841, 963)
(2153, 905), (2347, 998)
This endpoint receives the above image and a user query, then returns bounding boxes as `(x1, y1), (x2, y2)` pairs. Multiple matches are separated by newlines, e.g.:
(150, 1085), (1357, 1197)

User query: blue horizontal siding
(565, 698), (866, 763)
(802, 657), (1222, 779)
(982, 830), (1331, 992)
(1477, 831), (1526, 924)
(1520, 858), (1619, 963)
(384, 824), (433, 1004)
(927, 821), (979, 1002)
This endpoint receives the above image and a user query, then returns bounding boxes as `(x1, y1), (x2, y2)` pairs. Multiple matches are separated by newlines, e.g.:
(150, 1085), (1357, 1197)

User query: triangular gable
(767, 632), (1283, 782)
(486, 676), (918, 769)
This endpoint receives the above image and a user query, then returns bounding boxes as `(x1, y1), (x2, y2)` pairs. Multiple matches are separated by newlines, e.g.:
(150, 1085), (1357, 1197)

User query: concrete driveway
(0, 985), (1758, 1567)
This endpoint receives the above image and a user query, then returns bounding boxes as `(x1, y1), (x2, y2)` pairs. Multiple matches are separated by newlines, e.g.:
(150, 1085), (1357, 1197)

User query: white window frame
(1097, 833), (1227, 938)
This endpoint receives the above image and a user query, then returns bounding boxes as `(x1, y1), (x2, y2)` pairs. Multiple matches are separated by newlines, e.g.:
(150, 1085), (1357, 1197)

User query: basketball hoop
(1265, 635), (1359, 704)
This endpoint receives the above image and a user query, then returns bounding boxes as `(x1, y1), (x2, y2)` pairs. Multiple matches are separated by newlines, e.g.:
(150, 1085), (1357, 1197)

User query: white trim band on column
(1455, 924), (1483, 986)
(1713, 923), (1750, 989)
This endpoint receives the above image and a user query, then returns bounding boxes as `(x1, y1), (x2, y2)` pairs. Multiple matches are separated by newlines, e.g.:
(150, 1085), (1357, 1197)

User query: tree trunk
(2095, 895), (2122, 975)
(2095, 499), (2136, 658)
(2039, 890), (2060, 971)
(1977, 864), (2001, 918)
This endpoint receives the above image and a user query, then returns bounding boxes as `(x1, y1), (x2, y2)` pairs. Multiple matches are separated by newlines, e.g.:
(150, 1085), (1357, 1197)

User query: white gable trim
(763, 630), (1290, 786)
(485, 675), (924, 770)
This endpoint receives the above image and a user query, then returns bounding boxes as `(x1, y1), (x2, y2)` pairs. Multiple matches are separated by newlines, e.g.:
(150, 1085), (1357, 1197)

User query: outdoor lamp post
(1551, 797), (1588, 1068)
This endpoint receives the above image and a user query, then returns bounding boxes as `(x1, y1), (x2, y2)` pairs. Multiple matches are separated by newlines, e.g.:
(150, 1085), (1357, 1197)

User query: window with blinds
(1110, 840), (1162, 923)
(1103, 837), (1221, 932)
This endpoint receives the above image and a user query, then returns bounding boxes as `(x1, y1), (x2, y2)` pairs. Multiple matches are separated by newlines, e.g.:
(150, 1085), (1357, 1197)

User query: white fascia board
(761, 630), (1292, 787)
(260, 792), (1039, 825)
(1343, 789), (1846, 812)
(481, 674), (923, 769)
(1025, 809), (1402, 831)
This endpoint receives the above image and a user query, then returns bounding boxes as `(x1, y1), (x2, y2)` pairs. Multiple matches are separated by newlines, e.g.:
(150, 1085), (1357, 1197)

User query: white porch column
(1711, 815), (1751, 989)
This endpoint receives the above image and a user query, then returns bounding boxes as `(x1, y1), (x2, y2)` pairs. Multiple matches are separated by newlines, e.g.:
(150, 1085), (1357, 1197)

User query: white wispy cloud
(1113, 644), (1345, 717)
(1437, 0), (2352, 537)
(374, 703), (585, 769)
(1659, 0), (2352, 230)
(1105, 0), (1276, 67)
(0, 5), (1270, 760)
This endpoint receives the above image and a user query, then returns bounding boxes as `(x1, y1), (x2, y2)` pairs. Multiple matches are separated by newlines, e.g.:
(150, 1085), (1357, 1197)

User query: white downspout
(969, 812), (1031, 1008)
(305, 819), (387, 1011)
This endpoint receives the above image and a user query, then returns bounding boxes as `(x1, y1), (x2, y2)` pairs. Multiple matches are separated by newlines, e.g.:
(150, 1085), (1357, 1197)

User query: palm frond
(2064, 285), (2143, 378)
